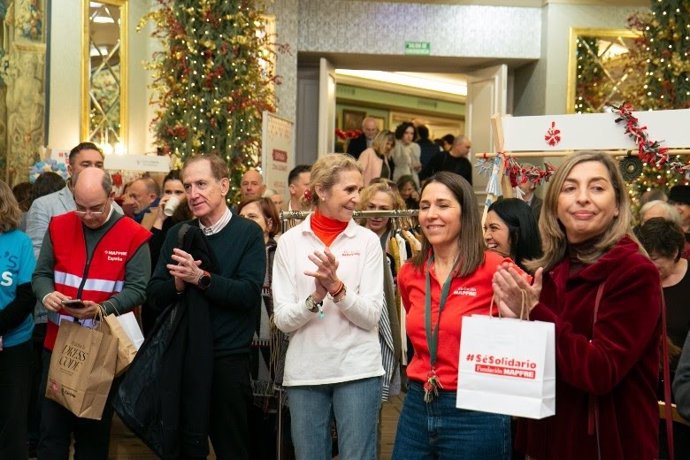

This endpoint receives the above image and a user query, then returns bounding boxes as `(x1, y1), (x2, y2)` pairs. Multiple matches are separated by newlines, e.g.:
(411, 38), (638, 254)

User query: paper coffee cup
(163, 195), (181, 217)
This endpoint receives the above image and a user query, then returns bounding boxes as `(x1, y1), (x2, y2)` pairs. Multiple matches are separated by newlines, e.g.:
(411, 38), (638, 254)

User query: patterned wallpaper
(269, 0), (299, 121)
(296, 0), (541, 58)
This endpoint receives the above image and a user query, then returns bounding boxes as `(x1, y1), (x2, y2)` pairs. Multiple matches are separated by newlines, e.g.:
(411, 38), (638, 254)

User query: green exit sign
(405, 41), (431, 55)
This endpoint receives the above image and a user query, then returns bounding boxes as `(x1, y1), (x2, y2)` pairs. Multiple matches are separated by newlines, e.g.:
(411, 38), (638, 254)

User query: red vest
(44, 212), (150, 350)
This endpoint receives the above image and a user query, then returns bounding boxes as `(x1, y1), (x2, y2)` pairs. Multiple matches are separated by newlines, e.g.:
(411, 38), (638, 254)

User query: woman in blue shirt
(0, 179), (36, 458)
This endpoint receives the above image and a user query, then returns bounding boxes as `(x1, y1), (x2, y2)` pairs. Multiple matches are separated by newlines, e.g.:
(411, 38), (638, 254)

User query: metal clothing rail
(280, 209), (419, 220)
(280, 209), (420, 233)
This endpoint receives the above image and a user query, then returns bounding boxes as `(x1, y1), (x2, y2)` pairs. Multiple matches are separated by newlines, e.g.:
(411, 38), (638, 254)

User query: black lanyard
(423, 254), (454, 402)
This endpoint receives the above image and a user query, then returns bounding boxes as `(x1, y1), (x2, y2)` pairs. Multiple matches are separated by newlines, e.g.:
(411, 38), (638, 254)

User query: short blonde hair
(371, 130), (396, 155)
(357, 182), (407, 231)
(0, 180), (22, 233)
(304, 154), (362, 207)
(527, 151), (636, 272)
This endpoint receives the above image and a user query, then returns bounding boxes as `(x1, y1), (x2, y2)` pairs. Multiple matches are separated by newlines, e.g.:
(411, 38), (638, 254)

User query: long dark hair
(411, 172), (484, 277)
(488, 198), (542, 271)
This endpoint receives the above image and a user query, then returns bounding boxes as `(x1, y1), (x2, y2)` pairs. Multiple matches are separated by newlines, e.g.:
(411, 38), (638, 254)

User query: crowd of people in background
(3, 123), (690, 460)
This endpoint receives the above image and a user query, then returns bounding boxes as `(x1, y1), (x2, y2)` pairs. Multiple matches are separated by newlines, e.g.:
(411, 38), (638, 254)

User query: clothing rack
(280, 209), (419, 233)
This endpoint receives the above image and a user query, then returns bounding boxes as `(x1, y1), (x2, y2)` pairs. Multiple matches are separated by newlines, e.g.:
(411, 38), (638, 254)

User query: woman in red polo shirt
(393, 172), (512, 459)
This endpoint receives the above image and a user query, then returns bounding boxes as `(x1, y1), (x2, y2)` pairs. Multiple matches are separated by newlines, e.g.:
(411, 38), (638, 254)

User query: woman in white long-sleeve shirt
(272, 153), (384, 460)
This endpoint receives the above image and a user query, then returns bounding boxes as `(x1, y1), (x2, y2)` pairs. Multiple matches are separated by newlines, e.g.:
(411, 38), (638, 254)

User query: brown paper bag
(46, 319), (118, 420)
(104, 312), (140, 376)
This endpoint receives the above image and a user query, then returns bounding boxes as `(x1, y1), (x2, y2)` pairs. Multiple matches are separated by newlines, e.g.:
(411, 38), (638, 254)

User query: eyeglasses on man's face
(74, 202), (108, 216)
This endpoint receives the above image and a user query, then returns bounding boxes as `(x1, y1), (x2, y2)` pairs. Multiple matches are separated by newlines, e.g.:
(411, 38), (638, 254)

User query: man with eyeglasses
(32, 167), (151, 459)
(23, 142), (123, 455)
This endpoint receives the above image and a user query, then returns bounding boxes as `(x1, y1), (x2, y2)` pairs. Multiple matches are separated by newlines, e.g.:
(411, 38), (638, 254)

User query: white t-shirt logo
(1, 271), (13, 287)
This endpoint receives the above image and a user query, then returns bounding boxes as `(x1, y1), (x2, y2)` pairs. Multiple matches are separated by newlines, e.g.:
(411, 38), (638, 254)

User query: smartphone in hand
(61, 299), (86, 309)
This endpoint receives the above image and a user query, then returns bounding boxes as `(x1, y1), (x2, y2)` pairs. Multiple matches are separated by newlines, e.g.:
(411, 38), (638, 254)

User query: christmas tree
(620, 0), (690, 211)
(141, 0), (279, 201)
(622, 0), (690, 110)
(574, 37), (607, 114)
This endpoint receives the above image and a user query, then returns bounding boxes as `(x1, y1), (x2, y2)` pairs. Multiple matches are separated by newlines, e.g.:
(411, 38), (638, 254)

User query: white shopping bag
(117, 311), (145, 350)
(103, 311), (145, 376)
(456, 314), (555, 419)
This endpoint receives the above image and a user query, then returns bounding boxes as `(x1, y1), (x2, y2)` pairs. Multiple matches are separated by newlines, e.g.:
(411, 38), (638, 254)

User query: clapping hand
(492, 263), (543, 318)
(167, 248), (203, 291)
(304, 247), (341, 297)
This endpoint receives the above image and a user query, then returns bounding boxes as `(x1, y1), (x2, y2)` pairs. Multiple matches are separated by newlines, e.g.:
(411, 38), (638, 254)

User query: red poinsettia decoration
(335, 129), (362, 140)
(111, 172), (123, 187)
(544, 121), (561, 147)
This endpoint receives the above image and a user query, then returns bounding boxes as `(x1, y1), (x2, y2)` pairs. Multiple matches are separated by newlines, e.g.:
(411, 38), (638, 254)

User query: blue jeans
(287, 376), (382, 460)
(393, 381), (511, 460)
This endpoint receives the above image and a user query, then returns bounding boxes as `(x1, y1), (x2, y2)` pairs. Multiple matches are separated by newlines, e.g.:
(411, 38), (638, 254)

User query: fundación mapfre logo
(464, 353), (538, 379)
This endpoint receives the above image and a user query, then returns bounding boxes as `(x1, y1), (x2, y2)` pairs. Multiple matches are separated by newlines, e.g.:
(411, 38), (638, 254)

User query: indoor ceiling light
(93, 15), (115, 24)
(335, 69), (467, 97)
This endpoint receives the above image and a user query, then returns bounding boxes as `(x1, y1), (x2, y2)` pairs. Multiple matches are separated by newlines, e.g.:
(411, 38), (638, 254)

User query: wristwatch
(305, 294), (323, 313)
(197, 270), (212, 290)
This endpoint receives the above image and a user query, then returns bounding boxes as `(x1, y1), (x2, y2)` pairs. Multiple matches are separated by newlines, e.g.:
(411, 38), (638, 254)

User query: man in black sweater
(148, 154), (265, 459)
(420, 134), (473, 184)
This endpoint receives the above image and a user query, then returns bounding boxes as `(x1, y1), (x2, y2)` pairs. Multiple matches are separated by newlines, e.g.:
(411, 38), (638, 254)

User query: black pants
(209, 354), (252, 460)
(0, 341), (32, 459)
(37, 350), (116, 460)
(28, 323), (46, 448)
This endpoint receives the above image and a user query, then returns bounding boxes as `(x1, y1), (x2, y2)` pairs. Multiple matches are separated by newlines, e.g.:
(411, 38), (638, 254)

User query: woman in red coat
(493, 151), (662, 459)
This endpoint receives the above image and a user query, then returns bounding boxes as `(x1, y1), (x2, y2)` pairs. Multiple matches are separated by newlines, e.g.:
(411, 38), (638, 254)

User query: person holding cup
(142, 170), (192, 335)
(148, 170), (189, 264)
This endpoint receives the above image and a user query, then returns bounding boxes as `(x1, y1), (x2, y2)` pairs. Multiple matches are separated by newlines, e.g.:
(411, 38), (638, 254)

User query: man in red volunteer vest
(32, 167), (151, 460)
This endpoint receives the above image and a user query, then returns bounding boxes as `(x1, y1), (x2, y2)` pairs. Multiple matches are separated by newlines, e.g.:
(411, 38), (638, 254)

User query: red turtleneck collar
(310, 209), (348, 246)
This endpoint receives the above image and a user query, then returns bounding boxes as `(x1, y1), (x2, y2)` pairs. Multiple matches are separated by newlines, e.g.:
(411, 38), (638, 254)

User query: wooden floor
(107, 394), (404, 460)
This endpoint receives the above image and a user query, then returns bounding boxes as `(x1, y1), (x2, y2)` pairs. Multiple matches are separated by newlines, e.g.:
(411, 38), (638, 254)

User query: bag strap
(177, 223), (192, 248)
(587, 282), (674, 460)
(661, 292), (675, 460)
(587, 281), (605, 460)
(592, 281), (605, 330)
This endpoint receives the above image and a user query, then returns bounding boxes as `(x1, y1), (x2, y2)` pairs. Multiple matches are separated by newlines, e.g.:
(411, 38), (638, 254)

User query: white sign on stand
(262, 112), (295, 202)
(501, 109), (690, 152)
(104, 155), (171, 173)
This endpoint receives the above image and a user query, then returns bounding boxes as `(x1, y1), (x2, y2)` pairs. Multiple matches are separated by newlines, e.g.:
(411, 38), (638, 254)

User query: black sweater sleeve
(0, 283), (36, 335)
